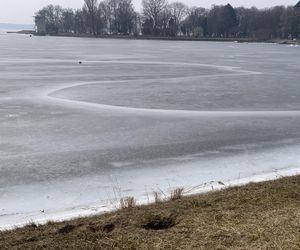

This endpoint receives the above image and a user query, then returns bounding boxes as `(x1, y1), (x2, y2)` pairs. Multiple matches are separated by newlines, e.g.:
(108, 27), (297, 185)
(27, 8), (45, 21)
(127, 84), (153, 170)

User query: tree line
(35, 0), (300, 39)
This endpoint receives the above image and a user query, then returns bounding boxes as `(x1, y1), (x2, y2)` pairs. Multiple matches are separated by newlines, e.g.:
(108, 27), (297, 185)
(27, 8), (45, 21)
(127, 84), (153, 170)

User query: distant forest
(35, 0), (300, 39)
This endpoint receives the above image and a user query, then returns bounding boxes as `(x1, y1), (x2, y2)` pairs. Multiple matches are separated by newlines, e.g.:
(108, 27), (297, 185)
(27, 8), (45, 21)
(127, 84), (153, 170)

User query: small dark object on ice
(79, 61), (82, 64)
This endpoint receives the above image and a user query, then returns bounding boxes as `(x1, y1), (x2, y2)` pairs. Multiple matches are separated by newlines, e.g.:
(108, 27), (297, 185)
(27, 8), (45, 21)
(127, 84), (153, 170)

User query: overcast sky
(0, 0), (298, 24)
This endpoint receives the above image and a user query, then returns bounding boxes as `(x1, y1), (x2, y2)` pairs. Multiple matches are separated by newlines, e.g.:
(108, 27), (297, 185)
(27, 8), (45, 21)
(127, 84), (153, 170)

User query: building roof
(295, 1), (300, 8)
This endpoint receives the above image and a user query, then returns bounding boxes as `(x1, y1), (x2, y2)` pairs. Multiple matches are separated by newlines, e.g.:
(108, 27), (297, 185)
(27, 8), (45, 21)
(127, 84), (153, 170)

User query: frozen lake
(1, 33), (300, 228)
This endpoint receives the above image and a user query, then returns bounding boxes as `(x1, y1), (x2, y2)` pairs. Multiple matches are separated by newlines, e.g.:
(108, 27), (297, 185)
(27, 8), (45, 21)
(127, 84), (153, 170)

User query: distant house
(295, 1), (300, 8)
(34, 15), (46, 34)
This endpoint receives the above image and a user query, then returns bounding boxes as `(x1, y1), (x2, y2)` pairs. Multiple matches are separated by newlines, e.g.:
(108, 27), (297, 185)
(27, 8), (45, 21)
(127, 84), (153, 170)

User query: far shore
(40, 33), (300, 45)
(7, 30), (300, 45)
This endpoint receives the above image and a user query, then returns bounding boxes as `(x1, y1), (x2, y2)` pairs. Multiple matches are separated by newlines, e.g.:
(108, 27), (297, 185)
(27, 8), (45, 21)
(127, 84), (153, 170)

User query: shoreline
(43, 34), (300, 45)
(1, 173), (299, 249)
(1, 165), (300, 231)
(7, 31), (300, 45)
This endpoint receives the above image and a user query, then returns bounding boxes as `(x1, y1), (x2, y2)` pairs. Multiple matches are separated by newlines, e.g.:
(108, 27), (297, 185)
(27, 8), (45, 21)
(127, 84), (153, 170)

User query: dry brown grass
(0, 175), (299, 250)
(120, 196), (136, 209)
(153, 191), (162, 203)
(170, 187), (184, 201)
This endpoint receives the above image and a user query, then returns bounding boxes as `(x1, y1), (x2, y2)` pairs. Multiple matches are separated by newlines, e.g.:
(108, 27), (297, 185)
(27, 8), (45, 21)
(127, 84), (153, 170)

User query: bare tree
(106, 0), (119, 34)
(280, 7), (300, 39)
(84, 0), (98, 35)
(62, 9), (75, 33)
(99, 0), (112, 34)
(35, 5), (63, 34)
(168, 2), (188, 35)
(35, 1), (300, 39)
(118, 0), (136, 34)
(183, 7), (207, 37)
(159, 7), (172, 36)
(142, 0), (167, 34)
(74, 9), (88, 34)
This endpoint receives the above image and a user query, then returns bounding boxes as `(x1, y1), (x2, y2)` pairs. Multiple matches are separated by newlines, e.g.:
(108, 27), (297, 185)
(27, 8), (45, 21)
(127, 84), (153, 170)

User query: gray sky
(0, 0), (298, 24)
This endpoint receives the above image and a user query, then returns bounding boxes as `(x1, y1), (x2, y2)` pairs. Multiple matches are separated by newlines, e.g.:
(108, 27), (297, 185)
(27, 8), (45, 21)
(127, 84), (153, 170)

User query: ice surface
(1, 34), (300, 228)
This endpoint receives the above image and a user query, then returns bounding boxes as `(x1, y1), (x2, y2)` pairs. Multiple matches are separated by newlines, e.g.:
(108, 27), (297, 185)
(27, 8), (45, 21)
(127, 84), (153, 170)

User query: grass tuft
(120, 196), (136, 209)
(170, 187), (184, 201)
(153, 191), (162, 203)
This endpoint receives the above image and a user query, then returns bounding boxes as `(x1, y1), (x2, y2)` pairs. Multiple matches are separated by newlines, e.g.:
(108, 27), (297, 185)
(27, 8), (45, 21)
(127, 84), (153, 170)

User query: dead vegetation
(170, 187), (184, 201)
(153, 191), (162, 203)
(120, 196), (136, 209)
(0, 175), (299, 249)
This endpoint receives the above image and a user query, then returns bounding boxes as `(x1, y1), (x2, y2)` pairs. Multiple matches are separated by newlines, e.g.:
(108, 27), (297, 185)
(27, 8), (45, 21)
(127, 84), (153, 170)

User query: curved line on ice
(41, 60), (300, 117)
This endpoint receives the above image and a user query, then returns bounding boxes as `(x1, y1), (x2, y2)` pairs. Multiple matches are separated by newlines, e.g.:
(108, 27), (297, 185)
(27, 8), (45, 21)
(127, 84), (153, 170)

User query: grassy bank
(1, 175), (299, 249)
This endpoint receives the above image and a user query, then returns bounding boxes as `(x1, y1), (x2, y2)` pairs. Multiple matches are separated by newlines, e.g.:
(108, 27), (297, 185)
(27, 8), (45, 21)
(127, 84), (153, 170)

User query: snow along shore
(1, 145), (300, 231)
